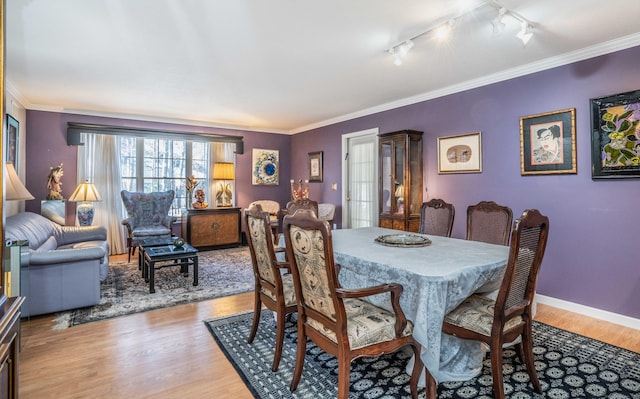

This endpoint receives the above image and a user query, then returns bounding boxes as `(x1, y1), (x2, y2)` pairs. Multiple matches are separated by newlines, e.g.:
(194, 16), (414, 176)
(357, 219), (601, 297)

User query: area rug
(54, 247), (254, 328)
(206, 310), (640, 398)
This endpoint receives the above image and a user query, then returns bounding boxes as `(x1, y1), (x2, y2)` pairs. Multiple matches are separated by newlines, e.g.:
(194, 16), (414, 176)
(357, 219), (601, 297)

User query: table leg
(149, 260), (156, 293)
(193, 256), (198, 286)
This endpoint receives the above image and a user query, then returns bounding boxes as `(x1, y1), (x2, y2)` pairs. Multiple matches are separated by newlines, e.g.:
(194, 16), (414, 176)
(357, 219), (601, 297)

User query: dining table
(331, 227), (509, 383)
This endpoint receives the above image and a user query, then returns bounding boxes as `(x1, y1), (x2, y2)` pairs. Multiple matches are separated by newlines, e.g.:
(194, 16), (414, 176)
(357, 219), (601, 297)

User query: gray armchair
(121, 190), (177, 261)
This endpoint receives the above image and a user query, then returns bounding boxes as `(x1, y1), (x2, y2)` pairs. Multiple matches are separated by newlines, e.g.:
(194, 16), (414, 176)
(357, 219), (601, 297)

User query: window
(119, 137), (210, 216)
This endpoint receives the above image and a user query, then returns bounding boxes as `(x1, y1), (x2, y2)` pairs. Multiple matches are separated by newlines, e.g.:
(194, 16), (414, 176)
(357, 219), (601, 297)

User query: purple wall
(292, 45), (640, 319)
(24, 112), (293, 227)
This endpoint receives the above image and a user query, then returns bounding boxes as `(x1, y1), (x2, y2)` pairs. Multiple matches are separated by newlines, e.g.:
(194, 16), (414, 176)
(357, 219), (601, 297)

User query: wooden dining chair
(283, 209), (430, 399)
(442, 209), (550, 399)
(419, 198), (455, 237)
(244, 204), (297, 371)
(285, 198), (319, 217)
(466, 200), (513, 246)
(249, 200), (281, 245)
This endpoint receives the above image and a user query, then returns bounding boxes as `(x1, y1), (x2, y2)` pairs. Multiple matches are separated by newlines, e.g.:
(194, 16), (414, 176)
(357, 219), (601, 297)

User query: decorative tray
(374, 234), (432, 248)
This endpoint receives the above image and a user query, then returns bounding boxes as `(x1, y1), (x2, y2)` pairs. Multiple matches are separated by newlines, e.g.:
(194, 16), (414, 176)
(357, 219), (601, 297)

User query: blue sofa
(5, 212), (109, 317)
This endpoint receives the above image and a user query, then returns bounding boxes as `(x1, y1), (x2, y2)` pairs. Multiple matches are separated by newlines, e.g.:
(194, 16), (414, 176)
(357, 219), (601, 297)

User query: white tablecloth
(331, 227), (509, 382)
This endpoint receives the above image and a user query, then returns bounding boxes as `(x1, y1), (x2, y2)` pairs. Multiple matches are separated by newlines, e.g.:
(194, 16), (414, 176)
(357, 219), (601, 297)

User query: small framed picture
(308, 151), (323, 182)
(520, 108), (577, 175)
(437, 132), (482, 174)
(6, 114), (19, 170)
(590, 89), (640, 179)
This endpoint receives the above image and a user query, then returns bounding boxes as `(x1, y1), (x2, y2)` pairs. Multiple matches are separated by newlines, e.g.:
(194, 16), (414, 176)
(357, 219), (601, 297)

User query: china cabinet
(379, 130), (423, 232)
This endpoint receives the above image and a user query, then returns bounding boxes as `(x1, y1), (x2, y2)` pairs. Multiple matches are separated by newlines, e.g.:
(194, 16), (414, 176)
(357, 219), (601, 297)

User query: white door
(341, 128), (378, 228)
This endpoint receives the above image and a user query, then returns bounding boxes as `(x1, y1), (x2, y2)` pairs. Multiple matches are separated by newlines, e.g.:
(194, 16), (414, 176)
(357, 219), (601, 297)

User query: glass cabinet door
(379, 130), (423, 232)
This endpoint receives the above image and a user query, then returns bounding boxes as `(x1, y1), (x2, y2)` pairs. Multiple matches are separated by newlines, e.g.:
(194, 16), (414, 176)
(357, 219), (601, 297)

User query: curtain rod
(67, 122), (244, 153)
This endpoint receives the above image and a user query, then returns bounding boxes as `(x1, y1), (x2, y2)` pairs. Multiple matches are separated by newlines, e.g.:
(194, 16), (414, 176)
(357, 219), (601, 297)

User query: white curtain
(348, 137), (376, 228)
(77, 133), (127, 255)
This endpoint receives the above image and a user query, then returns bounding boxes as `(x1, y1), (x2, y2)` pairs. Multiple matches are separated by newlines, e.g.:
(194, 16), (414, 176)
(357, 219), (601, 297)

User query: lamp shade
(5, 162), (34, 200)
(213, 162), (235, 180)
(68, 180), (102, 202)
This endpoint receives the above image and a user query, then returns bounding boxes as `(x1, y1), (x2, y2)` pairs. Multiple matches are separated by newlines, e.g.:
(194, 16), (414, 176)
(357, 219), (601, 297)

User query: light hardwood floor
(19, 273), (640, 399)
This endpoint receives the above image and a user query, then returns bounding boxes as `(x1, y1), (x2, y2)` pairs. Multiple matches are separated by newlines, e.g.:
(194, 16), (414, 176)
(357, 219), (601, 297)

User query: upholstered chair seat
(444, 294), (523, 336)
(307, 297), (414, 350)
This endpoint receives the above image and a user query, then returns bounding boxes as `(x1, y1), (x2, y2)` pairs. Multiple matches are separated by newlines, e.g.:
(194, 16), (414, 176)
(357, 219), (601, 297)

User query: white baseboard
(536, 294), (640, 331)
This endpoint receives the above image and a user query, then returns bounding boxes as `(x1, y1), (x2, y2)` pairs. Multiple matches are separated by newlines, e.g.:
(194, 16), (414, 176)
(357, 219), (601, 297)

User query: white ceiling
(6, 0), (640, 134)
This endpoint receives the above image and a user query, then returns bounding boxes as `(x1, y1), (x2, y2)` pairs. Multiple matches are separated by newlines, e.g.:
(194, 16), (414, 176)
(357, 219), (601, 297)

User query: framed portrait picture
(437, 132), (482, 174)
(308, 151), (323, 182)
(590, 89), (640, 179)
(251, 148), (279, 185)
(520, 108), (577, 175)
(6, 114), (19, 170)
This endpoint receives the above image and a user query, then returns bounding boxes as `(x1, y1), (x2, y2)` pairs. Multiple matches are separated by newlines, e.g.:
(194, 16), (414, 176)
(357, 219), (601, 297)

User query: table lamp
(68, 180), (102, 226)
(213, 162), (235, 207)
(5, 163), (34, 201)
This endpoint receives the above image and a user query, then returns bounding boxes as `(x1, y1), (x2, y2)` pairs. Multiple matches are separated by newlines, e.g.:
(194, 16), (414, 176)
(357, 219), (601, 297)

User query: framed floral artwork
(251, 148), (279, 185)
(520, 108), (577, 175)
(590, 89), (640, 179)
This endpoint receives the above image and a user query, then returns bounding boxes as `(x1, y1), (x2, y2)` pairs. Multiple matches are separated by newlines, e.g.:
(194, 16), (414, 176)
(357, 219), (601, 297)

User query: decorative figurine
(192, 188), (208, 209)
(290, 179), (309, 201)
(46, 162), (64, 200)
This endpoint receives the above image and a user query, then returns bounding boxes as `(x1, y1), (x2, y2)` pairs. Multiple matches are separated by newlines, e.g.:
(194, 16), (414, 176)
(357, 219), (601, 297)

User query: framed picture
(437, 132), (482, 174)
(6, 114), (19, 170)
(590, 89), (640, 179)
(251, 148), (279, 185)
(308, 151), (323, 182)
(520, 108), (577, 175)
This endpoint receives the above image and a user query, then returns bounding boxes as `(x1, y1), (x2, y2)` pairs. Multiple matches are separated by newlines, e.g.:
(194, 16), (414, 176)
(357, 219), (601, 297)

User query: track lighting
(386, 0), (534, 65)
(517, 21), (533, 45)
(389, 40), (414, 66)
(491, 7), (507, 35)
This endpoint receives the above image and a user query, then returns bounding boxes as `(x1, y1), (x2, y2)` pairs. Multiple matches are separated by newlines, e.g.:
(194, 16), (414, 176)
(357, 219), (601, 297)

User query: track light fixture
(389, 40), (414, 66)
(386, 0), (534, 65)
(516, 21), (533, 45)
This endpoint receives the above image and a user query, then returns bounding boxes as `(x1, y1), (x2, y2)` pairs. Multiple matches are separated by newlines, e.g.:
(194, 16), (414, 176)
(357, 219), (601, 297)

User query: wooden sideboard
(182, 208), (242, 250)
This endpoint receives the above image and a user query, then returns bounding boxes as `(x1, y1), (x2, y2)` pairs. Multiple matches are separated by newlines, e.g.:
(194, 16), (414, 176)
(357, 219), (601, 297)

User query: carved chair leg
(289, 322), (307, 392)
(408, 343), (424, 399)
(521, 330), (541, 393)
(489, 341), (506, 399)
(337, 355), (351, 399)
(247, 294), (262, 344)
(272, 307), (286, 371)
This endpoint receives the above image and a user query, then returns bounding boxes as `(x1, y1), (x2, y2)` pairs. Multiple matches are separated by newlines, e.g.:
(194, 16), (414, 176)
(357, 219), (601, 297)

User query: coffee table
(143, 243), (198, 294)
(136, 235), (178, 276)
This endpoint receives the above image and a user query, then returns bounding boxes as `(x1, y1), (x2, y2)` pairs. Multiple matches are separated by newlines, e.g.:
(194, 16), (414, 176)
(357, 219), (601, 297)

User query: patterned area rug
(54, 247), (254, 328)
(206, 310), (640, 399)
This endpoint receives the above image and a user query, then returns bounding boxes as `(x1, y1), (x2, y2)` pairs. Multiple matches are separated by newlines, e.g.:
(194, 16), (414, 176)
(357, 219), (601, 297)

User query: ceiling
(6, 0), (640, 134)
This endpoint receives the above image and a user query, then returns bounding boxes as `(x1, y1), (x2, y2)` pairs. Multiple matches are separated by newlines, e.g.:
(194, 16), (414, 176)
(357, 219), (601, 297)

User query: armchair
(121, 190), (177, 261)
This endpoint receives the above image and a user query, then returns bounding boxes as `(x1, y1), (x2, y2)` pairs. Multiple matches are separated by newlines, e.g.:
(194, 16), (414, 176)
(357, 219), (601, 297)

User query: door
(341, 128), (378, 228)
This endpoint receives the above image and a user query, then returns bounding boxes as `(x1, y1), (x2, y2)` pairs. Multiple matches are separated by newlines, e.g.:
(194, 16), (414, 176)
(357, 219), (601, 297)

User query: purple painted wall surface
(24, 112), (293, 227)
(291, 46), (640, 319)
